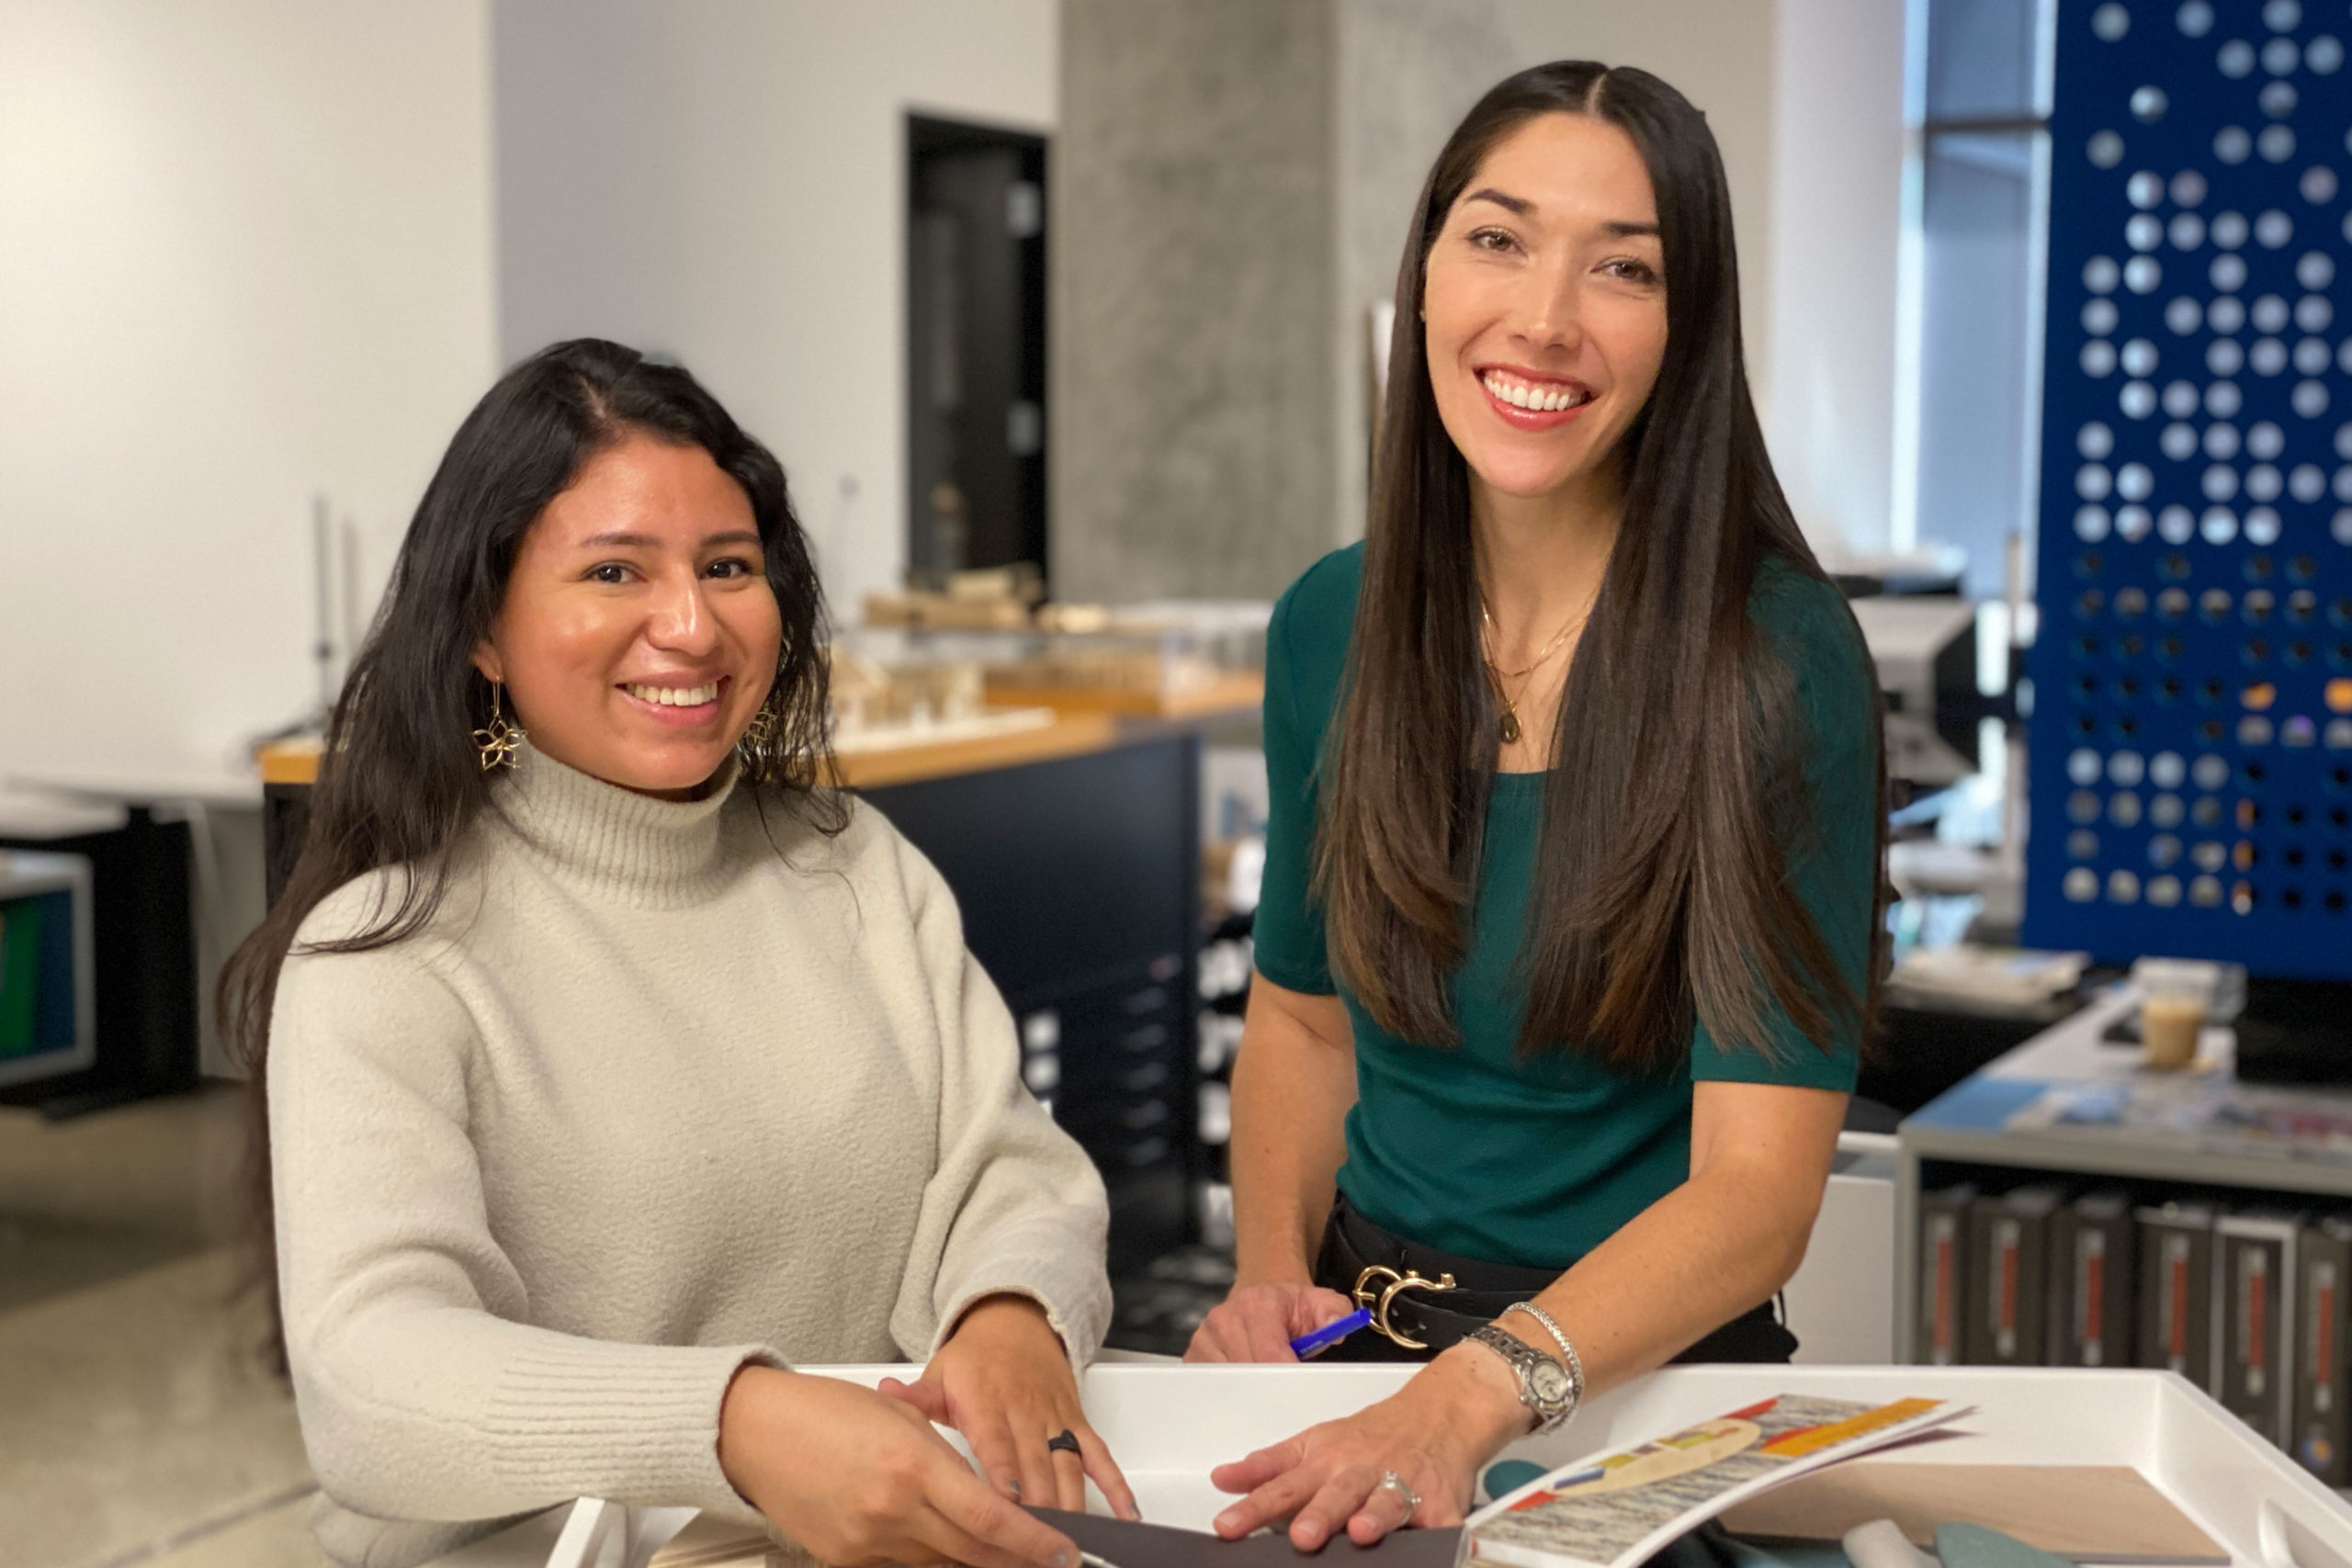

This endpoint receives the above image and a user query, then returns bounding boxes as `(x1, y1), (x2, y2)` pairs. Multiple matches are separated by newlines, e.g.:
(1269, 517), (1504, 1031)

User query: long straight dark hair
(221, 339), (840, 1348)
(1317, 62), (1889, 1072)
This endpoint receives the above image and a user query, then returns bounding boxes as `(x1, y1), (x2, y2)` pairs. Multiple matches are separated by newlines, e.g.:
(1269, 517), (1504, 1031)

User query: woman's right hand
(1183, 1281), (1356, 1362)
(718, 1366), (1079, 1568)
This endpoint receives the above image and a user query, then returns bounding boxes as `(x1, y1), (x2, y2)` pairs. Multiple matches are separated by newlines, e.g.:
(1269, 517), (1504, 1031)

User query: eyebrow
(575, 528), (763, 548)
(1462, 187), (1660, 238)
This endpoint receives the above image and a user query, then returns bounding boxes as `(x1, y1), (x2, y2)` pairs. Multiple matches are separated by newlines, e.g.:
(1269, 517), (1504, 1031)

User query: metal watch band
(1464, 1324), (1575, 1434)
(1500, 1302), (1586, 1416)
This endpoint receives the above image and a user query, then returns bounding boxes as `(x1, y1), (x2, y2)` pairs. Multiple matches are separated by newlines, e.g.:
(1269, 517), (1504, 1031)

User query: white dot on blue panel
(2178, 1), (2214, 38)
(2217, 126), (2254, 164)
(2121, 379), (2157, 416)
(2086, 254), (2122, 292)
(2309, 35), (2345, 73)
(2264, 0), (2301, 34)
(2094, 2), (2132, 40)
(2222, 39), (2257, 78)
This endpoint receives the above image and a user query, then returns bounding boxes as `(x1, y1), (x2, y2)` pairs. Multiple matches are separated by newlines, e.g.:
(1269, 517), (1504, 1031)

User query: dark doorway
(907, 116), (1048, 586)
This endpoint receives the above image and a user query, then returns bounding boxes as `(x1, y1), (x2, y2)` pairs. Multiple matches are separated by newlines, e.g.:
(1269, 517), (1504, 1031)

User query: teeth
(626, 682), (719, 706)
(1482, 371), (1588, 412)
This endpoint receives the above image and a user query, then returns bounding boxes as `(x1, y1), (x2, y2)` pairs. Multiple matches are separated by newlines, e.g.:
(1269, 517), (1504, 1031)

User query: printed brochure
(1458, 1393), (1969, 1568)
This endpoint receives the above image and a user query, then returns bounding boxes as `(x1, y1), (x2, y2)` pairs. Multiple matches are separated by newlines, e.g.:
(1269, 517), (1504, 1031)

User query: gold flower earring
(736, 698), (779, 779)
(472, 682), (525, 771)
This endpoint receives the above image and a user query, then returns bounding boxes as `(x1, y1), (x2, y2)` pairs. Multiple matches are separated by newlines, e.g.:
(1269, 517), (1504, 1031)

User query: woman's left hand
(882, 1294), (1141, 1521)
(1208, 1344), (1531, 1549)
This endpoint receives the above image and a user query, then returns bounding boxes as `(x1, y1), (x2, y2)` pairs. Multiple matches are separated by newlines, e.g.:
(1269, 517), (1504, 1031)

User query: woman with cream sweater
(223, 339), (1132, 1568)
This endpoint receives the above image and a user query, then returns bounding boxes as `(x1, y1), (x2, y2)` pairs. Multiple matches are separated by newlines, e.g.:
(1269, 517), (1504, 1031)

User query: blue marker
(1289, 1308), (1373, 1359)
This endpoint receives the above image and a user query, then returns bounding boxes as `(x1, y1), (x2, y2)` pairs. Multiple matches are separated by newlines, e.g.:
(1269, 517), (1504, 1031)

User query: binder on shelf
(1967, 1185), (2064, 1367)
(2216, 1213), (2301, 1447)
(2293, 1215), (2352, 1485)
(2050, 1190), (2137, 1369)
(1917, 1183), (1975, 1367)
(2139, 1202), (2218, 1391)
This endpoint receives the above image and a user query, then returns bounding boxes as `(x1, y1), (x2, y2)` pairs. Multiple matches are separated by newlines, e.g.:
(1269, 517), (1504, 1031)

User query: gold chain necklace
(1477, 592), (1594, 746)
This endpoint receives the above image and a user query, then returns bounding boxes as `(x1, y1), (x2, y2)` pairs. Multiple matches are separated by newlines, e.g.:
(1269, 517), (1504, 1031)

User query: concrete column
(1053, 0), (1339, 601)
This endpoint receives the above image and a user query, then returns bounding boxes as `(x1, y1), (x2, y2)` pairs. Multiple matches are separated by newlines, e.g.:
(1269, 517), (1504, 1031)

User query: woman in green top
(1187, 62), (1888, 1550)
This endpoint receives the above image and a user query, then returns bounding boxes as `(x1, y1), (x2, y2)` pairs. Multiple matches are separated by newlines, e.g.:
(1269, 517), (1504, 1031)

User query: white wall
(0, 0), (498, 784)
(1761, 0), (1911, 561)
(492, 0), (1059, 619)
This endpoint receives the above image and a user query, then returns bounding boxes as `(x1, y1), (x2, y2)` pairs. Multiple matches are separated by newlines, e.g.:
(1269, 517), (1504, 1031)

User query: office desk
(1894, 987), (2352, 1362)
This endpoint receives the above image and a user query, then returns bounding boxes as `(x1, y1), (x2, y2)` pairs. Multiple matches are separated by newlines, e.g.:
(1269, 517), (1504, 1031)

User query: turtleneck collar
(488, 741), (741, 908)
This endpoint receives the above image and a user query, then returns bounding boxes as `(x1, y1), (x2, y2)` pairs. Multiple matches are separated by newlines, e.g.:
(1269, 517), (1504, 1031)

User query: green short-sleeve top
(1251, 543), (1878, 1270)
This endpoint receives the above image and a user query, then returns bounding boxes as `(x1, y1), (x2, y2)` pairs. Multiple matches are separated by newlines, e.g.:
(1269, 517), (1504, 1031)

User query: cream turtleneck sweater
(268, 745), (1113, 1568)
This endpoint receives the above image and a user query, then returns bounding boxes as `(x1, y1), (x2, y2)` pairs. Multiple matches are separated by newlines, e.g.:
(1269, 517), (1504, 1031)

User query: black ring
(1046, 1428), (1081, 1456)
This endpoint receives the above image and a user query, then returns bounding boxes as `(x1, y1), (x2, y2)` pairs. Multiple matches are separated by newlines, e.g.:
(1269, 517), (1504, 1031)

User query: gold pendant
(1498, 708), (1521, 745)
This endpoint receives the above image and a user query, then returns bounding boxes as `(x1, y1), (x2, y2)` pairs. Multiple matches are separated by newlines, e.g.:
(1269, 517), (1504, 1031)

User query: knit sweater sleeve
(268, 889), (776, 1528)
(874, 824), (1115, 1365)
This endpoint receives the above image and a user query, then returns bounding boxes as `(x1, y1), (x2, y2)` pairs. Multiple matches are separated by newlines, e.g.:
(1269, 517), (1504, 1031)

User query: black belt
(1310, 1192), (1796, 1364)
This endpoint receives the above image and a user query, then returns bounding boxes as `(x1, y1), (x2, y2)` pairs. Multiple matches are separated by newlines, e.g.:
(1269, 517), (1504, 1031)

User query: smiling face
(1421, 111), (1669, 512)
(473, 432), (781, 799)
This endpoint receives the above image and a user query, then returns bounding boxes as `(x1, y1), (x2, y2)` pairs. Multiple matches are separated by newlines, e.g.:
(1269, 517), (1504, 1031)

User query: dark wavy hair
(221, 339), (840, 1353)
(1315, 62), (1889, 1071)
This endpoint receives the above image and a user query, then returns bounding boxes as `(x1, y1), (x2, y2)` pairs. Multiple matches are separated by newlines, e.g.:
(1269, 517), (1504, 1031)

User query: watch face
(1531, 1361), (1573, 1404)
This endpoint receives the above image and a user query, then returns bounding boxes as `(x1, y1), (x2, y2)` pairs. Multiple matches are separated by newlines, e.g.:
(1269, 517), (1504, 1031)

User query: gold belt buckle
(1351, 1264), (1458, 1351)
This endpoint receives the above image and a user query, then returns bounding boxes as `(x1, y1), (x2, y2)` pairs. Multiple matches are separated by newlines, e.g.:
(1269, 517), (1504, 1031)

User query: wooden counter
(257, 712), (1127, 794)
(255, 677), (1261, 795)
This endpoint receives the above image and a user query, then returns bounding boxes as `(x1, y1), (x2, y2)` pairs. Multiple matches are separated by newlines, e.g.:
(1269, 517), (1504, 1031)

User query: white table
(424, 1360), (2352, 1568)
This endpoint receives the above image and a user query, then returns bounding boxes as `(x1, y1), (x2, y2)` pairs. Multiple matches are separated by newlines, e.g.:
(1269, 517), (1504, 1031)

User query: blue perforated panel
(2024, 0), (2352, 976)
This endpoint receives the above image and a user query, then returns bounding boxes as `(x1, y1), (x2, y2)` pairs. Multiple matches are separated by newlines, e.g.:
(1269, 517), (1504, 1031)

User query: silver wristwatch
(1465, 1324), (1577, 1434)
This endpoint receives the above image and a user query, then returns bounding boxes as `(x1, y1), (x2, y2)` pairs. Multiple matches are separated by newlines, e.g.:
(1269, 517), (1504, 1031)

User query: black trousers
(1308, 1193), (1797, 1364)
